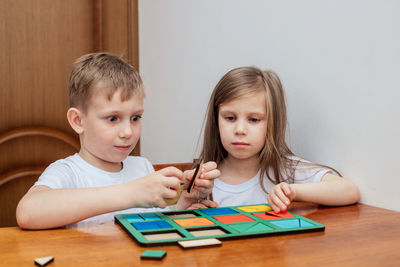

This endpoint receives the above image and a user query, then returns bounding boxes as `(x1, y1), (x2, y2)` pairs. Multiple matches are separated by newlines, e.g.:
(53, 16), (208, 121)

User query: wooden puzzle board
(114, 204), (325, 246)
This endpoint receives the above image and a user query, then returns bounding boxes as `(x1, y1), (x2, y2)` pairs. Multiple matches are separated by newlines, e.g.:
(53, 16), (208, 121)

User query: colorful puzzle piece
(270, 219), (315, 229)
(132, 220), (172, 230)
(214, 214), (254, 224)
(174, 217), (215, 227)
(140, 250), (166, 260)
(229, 222), (274, 233)
(236, 204), (272, 212)
(253, 210), (295, 220)
(200, 207), (238, 216)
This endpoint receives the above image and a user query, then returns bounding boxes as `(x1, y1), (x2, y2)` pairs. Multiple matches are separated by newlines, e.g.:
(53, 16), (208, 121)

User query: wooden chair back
(0, 127), (79, 227)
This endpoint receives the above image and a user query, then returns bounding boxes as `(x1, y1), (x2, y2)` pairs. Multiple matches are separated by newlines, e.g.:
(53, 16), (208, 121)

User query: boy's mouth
(115, 145), (131, 151)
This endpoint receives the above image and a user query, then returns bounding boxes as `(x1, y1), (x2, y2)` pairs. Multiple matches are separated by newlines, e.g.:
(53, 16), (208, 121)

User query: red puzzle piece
(253, 210), (295, 220)
(214, 214), (254, 224)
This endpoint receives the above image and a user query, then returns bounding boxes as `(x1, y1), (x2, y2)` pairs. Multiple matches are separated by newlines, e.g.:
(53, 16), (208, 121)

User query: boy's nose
(119, 121), (133, 138)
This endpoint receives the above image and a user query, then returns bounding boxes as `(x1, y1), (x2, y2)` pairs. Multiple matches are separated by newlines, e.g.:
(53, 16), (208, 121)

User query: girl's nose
(234, 120), (247, 135)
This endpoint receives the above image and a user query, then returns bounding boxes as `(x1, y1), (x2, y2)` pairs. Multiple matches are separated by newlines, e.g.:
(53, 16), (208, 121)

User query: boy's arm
(16, 167), (183, 229)
(268, 173), (360, 212)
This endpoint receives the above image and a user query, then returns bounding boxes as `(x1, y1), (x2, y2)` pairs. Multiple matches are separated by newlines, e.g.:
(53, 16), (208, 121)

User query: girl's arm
(175, 161), (220, 210)
(16, 167), (182, 229)
(267, 173), (360, 212)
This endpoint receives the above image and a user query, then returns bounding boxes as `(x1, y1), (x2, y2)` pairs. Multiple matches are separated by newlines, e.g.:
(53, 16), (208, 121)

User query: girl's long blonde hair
(198, 66), (339, 192)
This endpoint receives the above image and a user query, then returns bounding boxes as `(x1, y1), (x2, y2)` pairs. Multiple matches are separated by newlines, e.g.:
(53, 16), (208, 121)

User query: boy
(16, 53), (219, 229)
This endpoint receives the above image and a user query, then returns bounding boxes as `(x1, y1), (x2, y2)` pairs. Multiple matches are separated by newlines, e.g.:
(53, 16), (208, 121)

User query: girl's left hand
(267, 182), (296, 213)
(186, 199), (219, 209)
(182, 161), (220, 201)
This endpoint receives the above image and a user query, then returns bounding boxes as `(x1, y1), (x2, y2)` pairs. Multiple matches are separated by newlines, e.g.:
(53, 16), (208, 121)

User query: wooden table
(1, 203), (399, 266)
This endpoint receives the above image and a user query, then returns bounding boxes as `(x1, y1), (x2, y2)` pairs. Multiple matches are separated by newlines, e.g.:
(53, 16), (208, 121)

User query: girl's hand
(267, 182), (296, 213)
(186, 199), (219, 209)
(182, 161), (220, 201)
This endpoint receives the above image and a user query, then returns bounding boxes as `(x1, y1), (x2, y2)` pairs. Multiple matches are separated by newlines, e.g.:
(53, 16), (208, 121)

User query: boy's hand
(183, 161), (220, 201)
(267, 182), (296, 213)
(130, 167), (183, 208)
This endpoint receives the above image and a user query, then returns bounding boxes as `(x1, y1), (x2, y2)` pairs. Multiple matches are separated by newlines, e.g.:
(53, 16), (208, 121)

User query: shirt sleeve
(33, 161), (76, 189)
(293, 161), (334, 184)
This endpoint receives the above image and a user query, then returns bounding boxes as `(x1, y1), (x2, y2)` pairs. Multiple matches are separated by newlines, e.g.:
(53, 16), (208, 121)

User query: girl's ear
(67, 107), (84, 134)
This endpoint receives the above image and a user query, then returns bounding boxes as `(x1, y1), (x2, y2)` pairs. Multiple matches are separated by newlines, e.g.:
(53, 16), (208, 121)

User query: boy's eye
(107, 116), (117, 122)
(131, 115), (142, 122)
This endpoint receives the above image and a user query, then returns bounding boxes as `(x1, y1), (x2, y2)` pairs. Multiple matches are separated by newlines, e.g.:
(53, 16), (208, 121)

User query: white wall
(139, 0), (400, 211)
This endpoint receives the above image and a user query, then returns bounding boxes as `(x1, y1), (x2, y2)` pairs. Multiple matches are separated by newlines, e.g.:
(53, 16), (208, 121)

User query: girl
(198, 66), (360, 212)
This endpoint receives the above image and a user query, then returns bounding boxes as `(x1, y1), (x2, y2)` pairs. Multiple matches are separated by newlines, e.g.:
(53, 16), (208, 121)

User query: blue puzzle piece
(200, 208), (238, 216)
(124, 214), (144, 222)
(270, 219), (315, 229)
(132, 220), (172, 230)
(140, 213), (160, 220)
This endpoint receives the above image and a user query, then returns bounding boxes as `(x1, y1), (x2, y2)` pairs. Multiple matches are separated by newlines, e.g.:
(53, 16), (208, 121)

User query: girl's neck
(219, 155), (260, 185)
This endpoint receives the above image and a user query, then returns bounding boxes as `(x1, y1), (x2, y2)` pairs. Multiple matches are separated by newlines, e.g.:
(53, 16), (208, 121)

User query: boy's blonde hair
(199, 66), (339, 192)
(68, 53), (144, 111)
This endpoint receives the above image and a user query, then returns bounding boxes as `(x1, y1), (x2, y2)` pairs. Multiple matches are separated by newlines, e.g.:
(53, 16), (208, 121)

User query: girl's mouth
(232, 142), (249, 148)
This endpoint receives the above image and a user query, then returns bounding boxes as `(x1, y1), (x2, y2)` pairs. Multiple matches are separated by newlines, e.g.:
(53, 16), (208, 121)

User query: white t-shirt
(213, 158), (333, 207)
(33, 153), (164, 227)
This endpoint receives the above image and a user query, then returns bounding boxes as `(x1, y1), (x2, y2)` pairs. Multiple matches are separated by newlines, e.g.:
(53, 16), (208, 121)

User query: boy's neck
(78, 150), (123, 172)
(219, 156), (260, 185)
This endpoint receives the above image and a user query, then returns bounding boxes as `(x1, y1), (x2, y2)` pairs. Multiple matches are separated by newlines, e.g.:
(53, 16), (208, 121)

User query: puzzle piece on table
(140, 250), (166, 260)
(34, 256), (54, 266)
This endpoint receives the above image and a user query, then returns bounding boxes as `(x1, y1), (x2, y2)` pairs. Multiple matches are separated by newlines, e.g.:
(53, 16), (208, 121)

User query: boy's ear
(67, 107), (84, 134)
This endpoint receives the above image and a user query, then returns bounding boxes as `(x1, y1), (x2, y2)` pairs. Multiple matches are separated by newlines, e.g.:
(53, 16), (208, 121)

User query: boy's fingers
(157, 167), (184, 181)
(163, 187), (178, 199)
(162, 176), (181, 190)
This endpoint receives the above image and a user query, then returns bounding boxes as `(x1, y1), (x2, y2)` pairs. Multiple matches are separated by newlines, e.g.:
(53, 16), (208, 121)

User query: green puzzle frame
(114, 204), (325, 246)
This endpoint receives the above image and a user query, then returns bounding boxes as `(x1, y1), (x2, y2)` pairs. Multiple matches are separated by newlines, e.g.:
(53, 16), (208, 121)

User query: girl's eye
(225, 116), (235, 121)
(249, 118), (260, 123)
(107, 116), (117, 122)
(131, 115), (142, 122)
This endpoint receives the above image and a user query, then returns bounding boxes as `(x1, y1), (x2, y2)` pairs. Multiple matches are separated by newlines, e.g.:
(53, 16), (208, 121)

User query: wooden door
(0, 0), (139, 227)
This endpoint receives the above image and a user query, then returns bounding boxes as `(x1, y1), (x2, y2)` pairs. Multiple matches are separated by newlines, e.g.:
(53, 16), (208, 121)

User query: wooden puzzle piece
(143, 232), (182, 241)
(188, 228), (227, 237)
(174, 217), (215, 227)
(200, 207), (238, 216)
(236, 204), (272, 212)
(253, 210), (295, 220)
(187, 161), (203, 193)
(140, 250), (166, 260)
(229, 222), (274, 233)
(270, 219), (315, 229)
(132, 220), (172, 230)
(165, 183), (185, 206)
(178, 238), (222, 249)
(34, 256), (54, 266)
(213, 214), (254, 224)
